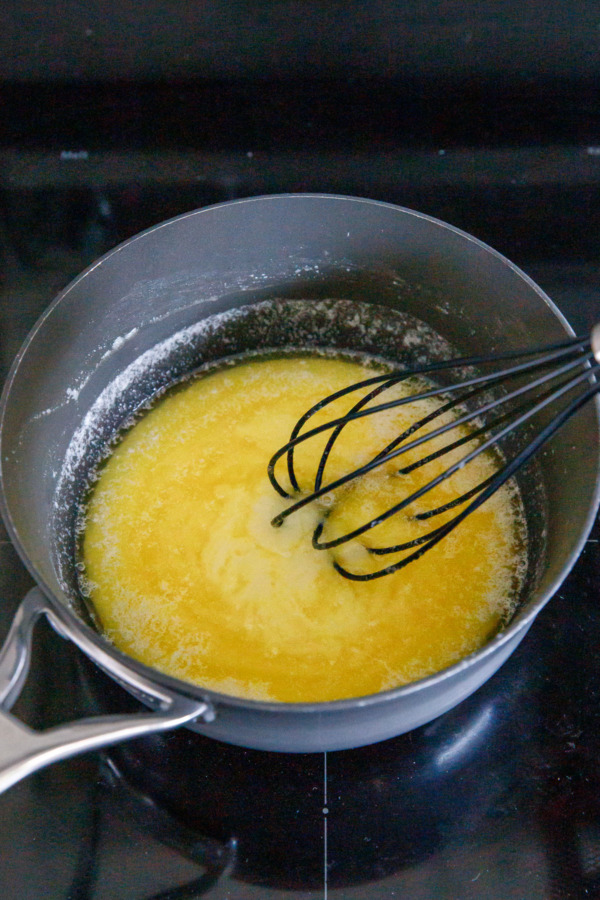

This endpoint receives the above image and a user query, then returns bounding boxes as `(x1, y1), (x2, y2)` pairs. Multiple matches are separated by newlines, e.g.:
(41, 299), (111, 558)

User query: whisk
(267, 324), (600, 581)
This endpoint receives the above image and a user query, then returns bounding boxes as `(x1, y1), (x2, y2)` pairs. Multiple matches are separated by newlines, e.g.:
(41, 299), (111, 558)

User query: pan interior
(54, 297), (546, 643)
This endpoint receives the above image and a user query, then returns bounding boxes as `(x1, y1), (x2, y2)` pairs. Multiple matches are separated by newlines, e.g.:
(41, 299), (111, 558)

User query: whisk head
(268, 328), (600, 580)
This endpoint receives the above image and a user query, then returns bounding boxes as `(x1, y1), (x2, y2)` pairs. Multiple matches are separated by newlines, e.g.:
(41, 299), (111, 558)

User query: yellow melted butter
(81, 355), (526, 702)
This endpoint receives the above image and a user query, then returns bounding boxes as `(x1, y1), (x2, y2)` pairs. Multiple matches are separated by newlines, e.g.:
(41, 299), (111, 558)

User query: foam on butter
(80, 354), (527, 703)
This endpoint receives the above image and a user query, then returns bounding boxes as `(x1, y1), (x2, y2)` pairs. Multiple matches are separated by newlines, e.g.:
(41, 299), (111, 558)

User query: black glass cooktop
(1, 80), (600, 899)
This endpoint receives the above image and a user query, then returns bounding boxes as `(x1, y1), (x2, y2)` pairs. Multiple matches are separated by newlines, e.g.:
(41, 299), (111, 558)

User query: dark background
(2, 5), (600, 899)
(2, 2), (600, 373)
(1, 1), (599, 82)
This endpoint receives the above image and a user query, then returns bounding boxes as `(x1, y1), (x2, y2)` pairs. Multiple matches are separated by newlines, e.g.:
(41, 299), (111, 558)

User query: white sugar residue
(25, 380), (91, 423)
(56, 305), (249, 509)
(113, 327), (139, 350)
(55, 297), (460, 600)
(99, 327), (140, 361)
(27, 404), (66, 423)
(23, 327), (142, 425)
(147, 296), (220, 327)
(73, 299), (449, 466)
(57, 297), (454, 501)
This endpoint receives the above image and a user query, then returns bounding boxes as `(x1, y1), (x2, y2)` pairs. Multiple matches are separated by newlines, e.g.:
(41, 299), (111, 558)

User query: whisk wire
(311, 359), (597, 551)
(314, 377), (399, 492)
(271, 349), (595, 530)
(281, 338), (588, 495)
(268, 331), (599, 580)
(269, 337), (590, 501)
(333, 376), (600, 581)
(408, 369), (582, 521)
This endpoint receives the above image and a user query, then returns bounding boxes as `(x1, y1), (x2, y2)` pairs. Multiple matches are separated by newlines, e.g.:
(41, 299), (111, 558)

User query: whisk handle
(591, 323), (600, 363)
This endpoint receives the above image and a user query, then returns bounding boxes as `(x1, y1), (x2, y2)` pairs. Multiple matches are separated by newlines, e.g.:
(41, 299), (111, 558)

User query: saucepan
(0, 194), (598, 794)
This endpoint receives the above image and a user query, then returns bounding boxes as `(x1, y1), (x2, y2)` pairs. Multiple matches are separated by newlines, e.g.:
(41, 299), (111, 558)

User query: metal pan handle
(0, 587), (214, 794)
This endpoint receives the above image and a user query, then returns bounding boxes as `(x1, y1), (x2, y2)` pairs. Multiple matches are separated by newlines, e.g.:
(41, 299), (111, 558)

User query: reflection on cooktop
(87, 616), (555, 894)
(3, 529), (599, 898)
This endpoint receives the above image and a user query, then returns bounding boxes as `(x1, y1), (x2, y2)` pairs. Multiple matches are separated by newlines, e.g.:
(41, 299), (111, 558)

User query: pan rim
(1, 192), (599, 716)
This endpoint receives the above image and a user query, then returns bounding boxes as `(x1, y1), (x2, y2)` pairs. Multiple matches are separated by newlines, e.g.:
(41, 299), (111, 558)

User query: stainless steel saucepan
(1, 194), (598, 794)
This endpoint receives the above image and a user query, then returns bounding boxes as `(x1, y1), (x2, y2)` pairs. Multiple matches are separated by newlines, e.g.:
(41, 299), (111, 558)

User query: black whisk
(267, 325), (600, 581)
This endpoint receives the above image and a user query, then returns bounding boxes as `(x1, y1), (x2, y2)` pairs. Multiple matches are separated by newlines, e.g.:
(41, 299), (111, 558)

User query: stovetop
(1, 80), (600, 899)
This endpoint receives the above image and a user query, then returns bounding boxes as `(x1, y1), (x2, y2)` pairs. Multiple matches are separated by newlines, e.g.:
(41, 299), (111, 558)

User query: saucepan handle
(0, 587), (214, 794)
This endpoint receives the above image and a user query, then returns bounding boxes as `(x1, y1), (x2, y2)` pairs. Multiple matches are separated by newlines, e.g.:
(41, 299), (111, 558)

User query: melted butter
(81, 355), (527, 702)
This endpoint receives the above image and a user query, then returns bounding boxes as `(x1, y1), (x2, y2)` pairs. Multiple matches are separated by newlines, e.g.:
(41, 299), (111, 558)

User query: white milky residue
(54, 296), (468, 602)
(58, 299), (454, 504)
(99, 327), (140, 361)
(56, 305), (247, 505)
(113, 327), (139, 350)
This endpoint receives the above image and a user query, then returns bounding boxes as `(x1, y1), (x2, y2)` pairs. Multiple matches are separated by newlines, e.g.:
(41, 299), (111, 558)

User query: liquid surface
(81, 355), (526, 702)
